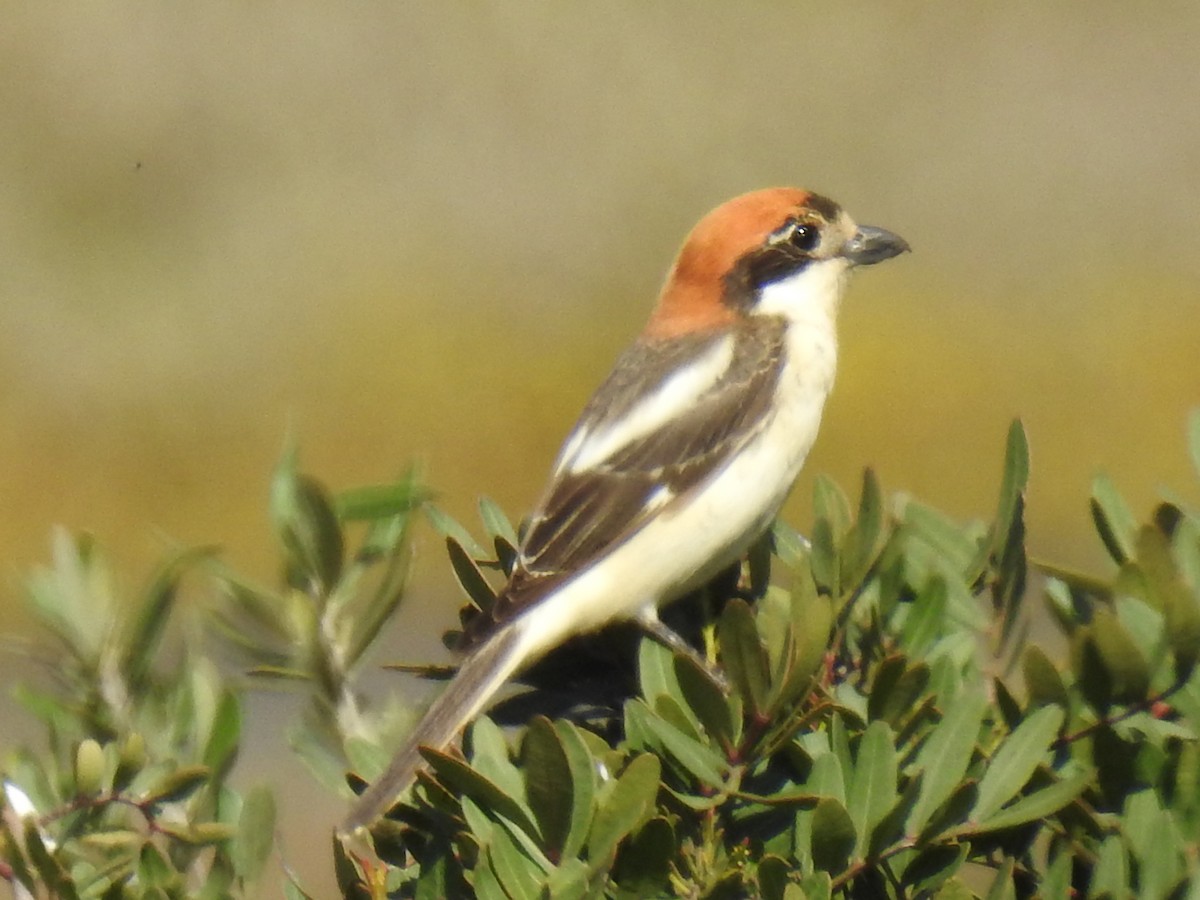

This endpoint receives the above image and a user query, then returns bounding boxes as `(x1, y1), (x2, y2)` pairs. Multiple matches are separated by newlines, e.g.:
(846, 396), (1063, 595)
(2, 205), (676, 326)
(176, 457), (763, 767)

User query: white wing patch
(557, 335), (735, 475)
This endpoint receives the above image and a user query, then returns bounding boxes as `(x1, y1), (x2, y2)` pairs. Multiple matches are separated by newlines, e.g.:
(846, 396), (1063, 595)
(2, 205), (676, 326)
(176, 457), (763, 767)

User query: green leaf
(270, 448), (344, 593)
(798, 872), (833, 900)
(764, 578), (831, 714)
(467, 717), (528, 810)
(675, 654), (738, 749)
(522, 717), (574, 855)
(1022, 644), (1069, 711)
(24, 822), (80, 900)
(544, 858), (593, 900)
(483, 821), (544, 900)
(138, 841), (178, 889)
(202, 689), (242, 772)
(1091, 473), (1137, 565)
(1124, 790), (1184, 899)
(810, 518), (838, 595)
(420, 745), (541, 841)
(1136, 524), (1200, 681)
(611, 817), (674, 895)
(424, 504), (489, 559)
(990, 423), (1028, 652)
(1040, 849), (1072, 899)
(113, 732), (147, 791)
(345, 516), (415, 666)
(807, 752), (848, 804)
(1091, 834), (1129, 898)
(813, 475), (852, 541)
(907, 689), (987, 835)
(969, 768), (1090, 832)
(1088, 607), (1151, 703)
(901, 576), (949, 656)
(756, 854), (790, 900)
(771, 520), (811, 569)
(335, 473), (428, 521)
(73, 738), (105, 796)
(478, 496), (519, 546)
(233, 785), (276, 882)
(719, 598), (770, 718)
(552, 720), (598, 861)
(588, 754), (661, 863)
(984, 857), (1017, 900)
(902, 843), (968, 896)
(445, 536), (497, 613)
(866, 773), (921, 859)
(625, 701), (727, 788)
(846, 721), (897, 858)
(970, 705), (1064, 823)
(122, 545), (213, 689)
(142, 765), (211, 805)
(993, 420), (1030, 554)
(841, 468), (885, 587)
(898, 499), (984, 582)
(868, 656), (930, 727)
(931, 876), (973, 900)
(809, 797), (856, 874)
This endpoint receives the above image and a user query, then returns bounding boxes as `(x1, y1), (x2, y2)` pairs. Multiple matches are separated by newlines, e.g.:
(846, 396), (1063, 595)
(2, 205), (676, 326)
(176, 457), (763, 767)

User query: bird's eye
(789, 223), (820, 252)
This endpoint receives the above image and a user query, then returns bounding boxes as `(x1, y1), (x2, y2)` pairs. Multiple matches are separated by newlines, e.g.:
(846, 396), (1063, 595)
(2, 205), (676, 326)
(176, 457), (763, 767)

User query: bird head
(645, 188), (908, 340)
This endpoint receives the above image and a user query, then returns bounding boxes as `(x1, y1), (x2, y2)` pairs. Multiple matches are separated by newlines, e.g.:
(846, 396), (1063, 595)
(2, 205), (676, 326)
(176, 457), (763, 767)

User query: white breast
(514, 259), (849, 659)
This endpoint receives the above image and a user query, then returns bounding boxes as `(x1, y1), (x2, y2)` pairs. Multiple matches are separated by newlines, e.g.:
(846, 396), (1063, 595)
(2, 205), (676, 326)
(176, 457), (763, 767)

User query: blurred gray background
(2, 4), (1198, 893)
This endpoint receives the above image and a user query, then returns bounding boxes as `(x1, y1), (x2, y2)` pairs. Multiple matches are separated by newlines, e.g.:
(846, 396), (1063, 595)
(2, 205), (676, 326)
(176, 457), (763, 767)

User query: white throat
(753, 257), (851, 330)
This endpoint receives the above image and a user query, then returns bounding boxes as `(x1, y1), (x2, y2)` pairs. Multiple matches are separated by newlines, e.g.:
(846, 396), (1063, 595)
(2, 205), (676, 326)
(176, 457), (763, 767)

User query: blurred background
(2, 3), (1198, 892)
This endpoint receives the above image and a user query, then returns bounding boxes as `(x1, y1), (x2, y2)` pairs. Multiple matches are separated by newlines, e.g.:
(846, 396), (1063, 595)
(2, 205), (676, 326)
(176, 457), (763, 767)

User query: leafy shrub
(4, 417), (1200, 898)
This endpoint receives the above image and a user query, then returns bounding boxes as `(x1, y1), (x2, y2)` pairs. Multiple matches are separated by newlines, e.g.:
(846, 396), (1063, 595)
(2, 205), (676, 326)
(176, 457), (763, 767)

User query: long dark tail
(339, 623), (529, 836)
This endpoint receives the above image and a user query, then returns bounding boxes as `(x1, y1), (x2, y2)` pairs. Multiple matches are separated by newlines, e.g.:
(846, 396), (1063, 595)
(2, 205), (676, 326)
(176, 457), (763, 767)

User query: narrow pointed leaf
(1091, 473), (1137, 565)
(270, 451), (344, 592)
(971, 705), (1064, 822)
(233, 785), (276, 882)
(445, 536), (497, 612)
(484, 823), (543, 900)
(676, 654), (738, 748)
(907, 689), (986, 835)
(335, 474), (428, 520)
(971, 768), (1090, 832)
(478, 496), (519, 546)
(423, 504), (488, 559)
(420, 746), (541, 841)
(720, 598), (770, 717)
(588, 754), (661, 862)
(628, 701), (727, 787)
(122, 546), (213, 688)
(842, 468), (884, 586)
(522, 717), (573, 855)
(847, 721), (897, 857)
(992, 420), (1030, 555)
(813, 475), (852, 541)
(554, 720), (598, 861)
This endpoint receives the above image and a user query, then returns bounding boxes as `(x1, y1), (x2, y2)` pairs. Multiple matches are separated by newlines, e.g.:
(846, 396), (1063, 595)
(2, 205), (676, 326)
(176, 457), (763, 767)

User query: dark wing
(460, 317), (787, 647)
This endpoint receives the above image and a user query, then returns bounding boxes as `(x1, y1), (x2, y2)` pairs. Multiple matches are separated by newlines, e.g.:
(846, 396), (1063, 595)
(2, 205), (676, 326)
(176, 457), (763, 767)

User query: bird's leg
(635, 608), (730, 694)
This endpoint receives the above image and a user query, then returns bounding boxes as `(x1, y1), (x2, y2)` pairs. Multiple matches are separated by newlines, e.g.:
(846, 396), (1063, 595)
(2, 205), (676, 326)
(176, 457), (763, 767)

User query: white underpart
(557, 335), (735, 474)
(514, 257), (852, 660)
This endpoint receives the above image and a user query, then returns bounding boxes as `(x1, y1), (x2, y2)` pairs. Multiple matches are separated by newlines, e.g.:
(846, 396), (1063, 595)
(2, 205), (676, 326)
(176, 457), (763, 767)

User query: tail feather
(339, 623), (530, 835)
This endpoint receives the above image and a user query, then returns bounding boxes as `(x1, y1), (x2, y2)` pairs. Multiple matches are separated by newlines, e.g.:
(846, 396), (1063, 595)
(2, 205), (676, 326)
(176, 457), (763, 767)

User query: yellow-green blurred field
(2, 4), (1198, 892)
